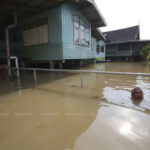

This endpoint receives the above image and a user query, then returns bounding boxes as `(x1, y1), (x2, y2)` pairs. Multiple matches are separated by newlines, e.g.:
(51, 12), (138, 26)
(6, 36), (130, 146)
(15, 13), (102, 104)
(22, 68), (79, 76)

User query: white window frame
(73, 15), (90, 47)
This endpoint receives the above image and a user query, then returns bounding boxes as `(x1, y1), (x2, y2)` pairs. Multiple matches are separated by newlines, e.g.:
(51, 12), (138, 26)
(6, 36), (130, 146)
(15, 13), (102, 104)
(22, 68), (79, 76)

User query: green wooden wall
(91, 37), (97, 58)
(61, 3), (94, 60)
(21, 6), (63, 60)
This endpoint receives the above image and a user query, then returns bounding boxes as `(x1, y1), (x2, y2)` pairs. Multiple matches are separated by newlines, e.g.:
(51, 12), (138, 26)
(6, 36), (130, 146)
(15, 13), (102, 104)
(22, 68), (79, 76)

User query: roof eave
(92, 28), (106, 41)
(106, 40), (150, 45)
(96, 28), (106, 41)
(87, 0), (107, 26)
(74, 0), (107, 27)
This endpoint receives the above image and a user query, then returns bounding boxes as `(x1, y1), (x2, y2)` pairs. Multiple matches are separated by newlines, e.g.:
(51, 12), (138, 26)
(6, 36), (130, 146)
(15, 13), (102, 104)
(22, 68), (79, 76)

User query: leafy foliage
(140, 43), (150, 62)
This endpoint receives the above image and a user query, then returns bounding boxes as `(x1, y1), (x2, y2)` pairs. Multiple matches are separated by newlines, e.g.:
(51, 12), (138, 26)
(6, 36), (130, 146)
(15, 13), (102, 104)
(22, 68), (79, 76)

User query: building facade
(104, 26), (150, 61)
(0, 0), (106, 68)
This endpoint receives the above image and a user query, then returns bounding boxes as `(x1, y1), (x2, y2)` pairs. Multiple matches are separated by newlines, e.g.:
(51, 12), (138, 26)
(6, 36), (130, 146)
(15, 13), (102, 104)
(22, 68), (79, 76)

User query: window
(73, 15), (90, 46)
(23, 24), (48, 46)
(97, 45), (104, 54)
(97, 45), (101, 54)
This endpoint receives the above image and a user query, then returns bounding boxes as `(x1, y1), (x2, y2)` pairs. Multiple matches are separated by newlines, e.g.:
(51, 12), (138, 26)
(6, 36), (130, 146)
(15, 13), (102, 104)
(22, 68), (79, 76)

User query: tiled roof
(104, 26), (140, 43)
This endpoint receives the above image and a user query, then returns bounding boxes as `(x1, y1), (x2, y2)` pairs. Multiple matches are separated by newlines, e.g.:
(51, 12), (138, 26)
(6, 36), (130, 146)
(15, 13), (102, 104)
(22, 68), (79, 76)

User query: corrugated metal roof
(0, 0), (106, 27)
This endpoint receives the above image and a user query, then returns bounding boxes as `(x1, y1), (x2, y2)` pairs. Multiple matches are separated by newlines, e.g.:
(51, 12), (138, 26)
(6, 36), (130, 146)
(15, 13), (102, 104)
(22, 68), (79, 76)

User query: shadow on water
(0, 70), (78, 97)
(0, 73), (101, 150)
(0, 62), (94, 96)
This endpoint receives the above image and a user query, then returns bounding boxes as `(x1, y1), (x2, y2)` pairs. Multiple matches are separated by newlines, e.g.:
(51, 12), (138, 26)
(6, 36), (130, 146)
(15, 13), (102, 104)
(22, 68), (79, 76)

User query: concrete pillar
(49, 60), (54, 69)
(72, 61), (74, 67)
(126, 57), (128, 61)
(59, 62), (63, 69)
(79, 60), (84, 68)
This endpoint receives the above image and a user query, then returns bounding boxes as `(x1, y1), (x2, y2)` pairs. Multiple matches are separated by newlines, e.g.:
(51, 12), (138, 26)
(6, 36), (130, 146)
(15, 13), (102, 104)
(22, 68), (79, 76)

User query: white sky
(95, 0), (150, 39)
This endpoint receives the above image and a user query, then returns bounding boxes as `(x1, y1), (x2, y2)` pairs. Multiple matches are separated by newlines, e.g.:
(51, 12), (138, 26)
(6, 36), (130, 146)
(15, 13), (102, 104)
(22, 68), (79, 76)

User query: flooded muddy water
(0, 62), (150, 150)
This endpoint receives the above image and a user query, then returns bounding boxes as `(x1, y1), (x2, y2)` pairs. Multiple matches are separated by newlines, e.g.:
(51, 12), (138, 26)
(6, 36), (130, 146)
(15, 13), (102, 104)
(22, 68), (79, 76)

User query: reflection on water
(0, 62), (150, 150)
(73, 104), (150, 150)
(102, 74), (150, 110)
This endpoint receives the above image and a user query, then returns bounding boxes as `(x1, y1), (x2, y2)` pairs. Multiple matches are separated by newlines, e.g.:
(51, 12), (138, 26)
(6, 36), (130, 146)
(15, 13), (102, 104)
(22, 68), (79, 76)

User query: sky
(95, 0), (150, 39)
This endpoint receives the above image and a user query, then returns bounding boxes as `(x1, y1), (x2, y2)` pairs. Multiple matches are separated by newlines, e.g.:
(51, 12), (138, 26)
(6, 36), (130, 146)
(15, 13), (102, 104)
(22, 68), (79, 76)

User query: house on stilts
(0, 0), (106, 69)
(104, 26), (150, 61)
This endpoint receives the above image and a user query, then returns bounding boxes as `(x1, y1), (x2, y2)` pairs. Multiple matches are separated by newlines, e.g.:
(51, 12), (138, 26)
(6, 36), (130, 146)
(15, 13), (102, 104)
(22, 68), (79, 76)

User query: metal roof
(0, 0), (106, 27)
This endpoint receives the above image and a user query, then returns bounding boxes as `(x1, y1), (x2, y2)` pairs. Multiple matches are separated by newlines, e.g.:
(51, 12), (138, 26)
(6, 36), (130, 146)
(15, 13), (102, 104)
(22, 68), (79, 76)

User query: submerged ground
(0, 62), (150, 150)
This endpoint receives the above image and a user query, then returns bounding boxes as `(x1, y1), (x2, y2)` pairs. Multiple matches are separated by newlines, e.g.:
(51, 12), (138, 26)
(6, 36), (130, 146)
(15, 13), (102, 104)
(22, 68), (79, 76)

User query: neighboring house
(0, 0), (106, 68)
(104, 26), (150, 61)
(96, 40), (106, 61)
(92, 28), (106, 62)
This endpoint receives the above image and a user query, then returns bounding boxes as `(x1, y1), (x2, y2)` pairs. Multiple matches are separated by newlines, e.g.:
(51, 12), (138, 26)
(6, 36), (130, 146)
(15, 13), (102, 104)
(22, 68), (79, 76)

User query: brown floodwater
(0, 62), (150, 150)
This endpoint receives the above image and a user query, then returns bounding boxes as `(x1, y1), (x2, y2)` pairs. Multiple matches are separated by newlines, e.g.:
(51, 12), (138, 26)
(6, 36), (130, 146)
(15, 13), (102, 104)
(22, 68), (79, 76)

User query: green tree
(140, 43), (150, 63)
